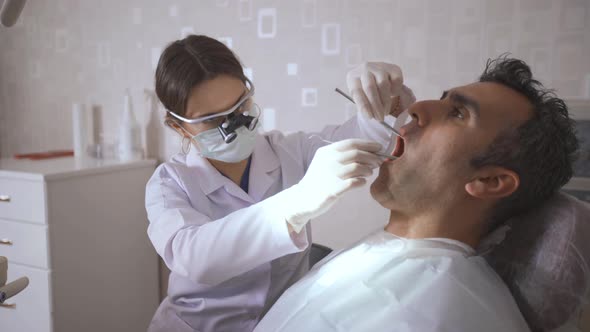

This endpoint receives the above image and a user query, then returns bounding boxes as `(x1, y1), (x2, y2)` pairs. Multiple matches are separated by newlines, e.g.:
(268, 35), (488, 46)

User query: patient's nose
(401, 102), (428, 136)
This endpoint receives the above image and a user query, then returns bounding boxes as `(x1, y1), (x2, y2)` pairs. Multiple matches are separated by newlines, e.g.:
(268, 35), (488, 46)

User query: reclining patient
(254, 56), (579, 332)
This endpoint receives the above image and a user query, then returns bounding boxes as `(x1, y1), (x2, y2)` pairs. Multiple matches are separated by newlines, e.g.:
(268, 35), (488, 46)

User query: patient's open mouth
(392, 136), (405, 158)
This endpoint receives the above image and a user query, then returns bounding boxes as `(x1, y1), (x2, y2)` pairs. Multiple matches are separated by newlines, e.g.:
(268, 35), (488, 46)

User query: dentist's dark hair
(155, 35), (246, 125)
(471, 55), (579, 231)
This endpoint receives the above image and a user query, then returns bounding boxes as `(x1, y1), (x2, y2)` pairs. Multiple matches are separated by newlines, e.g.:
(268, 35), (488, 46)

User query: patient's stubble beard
(371, 156), (468, 221)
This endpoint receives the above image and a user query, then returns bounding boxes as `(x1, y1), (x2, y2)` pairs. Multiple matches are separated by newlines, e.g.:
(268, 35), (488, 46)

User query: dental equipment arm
(0, 256), (29, 304)
(0, 0), (26, 27)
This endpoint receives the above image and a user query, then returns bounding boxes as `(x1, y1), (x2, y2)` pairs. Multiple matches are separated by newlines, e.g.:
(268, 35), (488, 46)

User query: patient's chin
(370, 180), (394, 207)
(370, 176), (385, 196)
(369, 181), (378, 197)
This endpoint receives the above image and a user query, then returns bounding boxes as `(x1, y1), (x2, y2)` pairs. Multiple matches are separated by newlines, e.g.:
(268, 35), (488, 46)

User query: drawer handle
(0, 195), (10, 203)
(0, 239), (13, 246)
(0, 303), (16, 309)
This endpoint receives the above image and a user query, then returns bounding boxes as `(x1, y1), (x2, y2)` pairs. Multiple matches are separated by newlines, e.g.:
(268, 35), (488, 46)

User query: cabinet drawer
(0, 219), (49, 269)
(0, 263), (52, 332)
(0, 178), (46, 224)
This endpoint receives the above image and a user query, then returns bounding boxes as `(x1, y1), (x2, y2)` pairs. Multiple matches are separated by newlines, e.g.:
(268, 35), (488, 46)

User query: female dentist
(145, 35), (415, 332)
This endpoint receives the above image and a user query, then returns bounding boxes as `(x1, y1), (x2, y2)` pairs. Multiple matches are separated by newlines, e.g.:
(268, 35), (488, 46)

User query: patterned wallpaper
(0, 0), (589, 160)
(0, 0), (589, 252)
(3, 4), (590, 325)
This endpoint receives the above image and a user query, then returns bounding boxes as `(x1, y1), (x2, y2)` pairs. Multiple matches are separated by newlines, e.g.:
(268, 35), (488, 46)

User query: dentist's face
(177, 74), (249, 136)
(370, 81), (533, 213)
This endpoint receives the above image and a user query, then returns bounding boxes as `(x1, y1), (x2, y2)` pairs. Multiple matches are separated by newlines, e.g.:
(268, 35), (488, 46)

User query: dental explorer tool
(308, 135), (397, 161)
(334, 88), (403, 138)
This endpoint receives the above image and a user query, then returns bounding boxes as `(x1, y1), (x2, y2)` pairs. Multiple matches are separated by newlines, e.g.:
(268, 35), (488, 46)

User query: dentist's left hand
(346, 62), (416, 121)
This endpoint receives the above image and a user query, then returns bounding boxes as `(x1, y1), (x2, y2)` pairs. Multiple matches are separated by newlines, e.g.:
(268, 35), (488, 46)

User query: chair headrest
(484, 191), (590, 331)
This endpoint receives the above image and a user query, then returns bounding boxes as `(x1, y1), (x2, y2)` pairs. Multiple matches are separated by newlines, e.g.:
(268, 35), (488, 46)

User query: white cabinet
(0, 177), (46, 224)
(0, 157), (160, 332)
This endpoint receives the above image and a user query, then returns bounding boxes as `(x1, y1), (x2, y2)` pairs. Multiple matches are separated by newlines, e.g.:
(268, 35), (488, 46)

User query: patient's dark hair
(471, 55), (579, 230)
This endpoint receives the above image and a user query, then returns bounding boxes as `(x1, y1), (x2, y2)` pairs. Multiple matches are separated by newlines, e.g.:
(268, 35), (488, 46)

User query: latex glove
(346, 62), (416, 121)
(279, 139), (383, 233)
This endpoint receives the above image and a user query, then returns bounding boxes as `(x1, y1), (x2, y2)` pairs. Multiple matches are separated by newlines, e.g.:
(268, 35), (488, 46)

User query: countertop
(0, 157), (157, 181)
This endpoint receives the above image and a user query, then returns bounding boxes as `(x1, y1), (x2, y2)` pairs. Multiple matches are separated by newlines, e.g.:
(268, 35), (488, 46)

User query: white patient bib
(254, 230), (530, 332)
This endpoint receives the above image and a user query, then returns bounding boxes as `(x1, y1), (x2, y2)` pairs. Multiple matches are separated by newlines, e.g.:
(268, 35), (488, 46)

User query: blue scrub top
(239, 156), (252, 193)
(218, 156), (251, 193)
(219, 156), (252, 193)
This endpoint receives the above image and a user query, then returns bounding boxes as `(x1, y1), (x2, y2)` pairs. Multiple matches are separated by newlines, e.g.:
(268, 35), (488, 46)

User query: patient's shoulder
(438, 256), (530, 330)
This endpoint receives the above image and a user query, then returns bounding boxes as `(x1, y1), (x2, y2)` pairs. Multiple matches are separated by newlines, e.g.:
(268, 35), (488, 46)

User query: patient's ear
(465, 166), (519, 199)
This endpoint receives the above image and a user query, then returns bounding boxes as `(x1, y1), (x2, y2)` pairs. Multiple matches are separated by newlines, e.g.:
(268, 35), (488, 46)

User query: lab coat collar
(248, 135), (281, 201)
(185, 134), (280, 200)
(185, 148), (229, 196)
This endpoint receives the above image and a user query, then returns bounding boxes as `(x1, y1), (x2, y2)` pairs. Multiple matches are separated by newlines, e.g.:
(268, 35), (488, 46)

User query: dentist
(145, 35), (415, 332)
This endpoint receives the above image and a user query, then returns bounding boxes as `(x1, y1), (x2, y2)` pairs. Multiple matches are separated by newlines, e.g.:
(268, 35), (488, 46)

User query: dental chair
(484, 192), (590, 332)
(310, 243), (333, 268)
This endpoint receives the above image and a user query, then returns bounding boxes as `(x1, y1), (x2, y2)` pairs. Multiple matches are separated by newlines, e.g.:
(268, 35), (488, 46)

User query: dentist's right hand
(271, 139), (383, 233)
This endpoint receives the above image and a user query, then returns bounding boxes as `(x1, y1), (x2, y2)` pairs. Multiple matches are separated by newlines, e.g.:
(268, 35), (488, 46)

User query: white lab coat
(145, 114), (395, 332)
(255, 230), (531, 332)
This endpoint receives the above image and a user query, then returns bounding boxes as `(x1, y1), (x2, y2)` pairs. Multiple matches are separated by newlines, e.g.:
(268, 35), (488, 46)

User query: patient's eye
(450, 107), (465, 120)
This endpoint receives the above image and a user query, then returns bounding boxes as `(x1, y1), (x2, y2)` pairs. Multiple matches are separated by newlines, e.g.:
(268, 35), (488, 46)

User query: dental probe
(308, 135), (397, 161)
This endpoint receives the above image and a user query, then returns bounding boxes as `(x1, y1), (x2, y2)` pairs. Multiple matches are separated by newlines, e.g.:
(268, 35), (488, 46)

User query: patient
(254, 56), (579, 332)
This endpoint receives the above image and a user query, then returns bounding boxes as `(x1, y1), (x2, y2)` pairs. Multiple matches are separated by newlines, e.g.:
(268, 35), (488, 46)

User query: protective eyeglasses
(167, 78), (260, 143)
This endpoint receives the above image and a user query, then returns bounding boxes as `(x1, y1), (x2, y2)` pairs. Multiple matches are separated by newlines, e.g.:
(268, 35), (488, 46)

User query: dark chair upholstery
(309, 243), (333, 268)
(484, 192), (590, 332)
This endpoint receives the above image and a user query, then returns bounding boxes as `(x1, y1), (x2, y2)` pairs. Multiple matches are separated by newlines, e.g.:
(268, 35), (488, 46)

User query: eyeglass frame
(166, 77), (256, 125)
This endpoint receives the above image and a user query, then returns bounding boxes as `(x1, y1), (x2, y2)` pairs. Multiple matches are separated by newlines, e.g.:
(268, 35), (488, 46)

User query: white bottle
(118, 90), (141, 161)
(72, 103), (89, 158)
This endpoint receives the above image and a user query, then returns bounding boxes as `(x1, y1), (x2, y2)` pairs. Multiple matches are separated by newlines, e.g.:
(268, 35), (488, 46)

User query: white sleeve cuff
(262, 190), (310, 253)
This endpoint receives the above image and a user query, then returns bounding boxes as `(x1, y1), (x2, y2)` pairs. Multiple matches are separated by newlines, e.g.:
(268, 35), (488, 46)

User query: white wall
(1, 0), (589, 249)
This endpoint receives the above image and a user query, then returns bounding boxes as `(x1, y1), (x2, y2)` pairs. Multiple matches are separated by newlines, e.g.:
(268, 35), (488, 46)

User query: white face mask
(189, 125), (258, 163)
